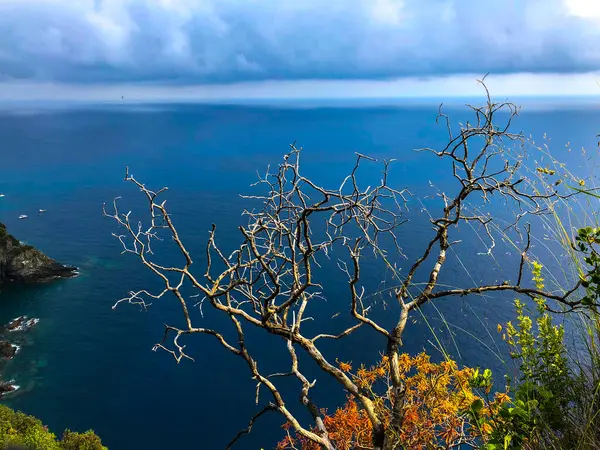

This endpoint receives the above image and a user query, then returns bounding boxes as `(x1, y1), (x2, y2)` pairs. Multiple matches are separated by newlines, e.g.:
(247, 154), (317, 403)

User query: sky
(0, 0), (599, 101)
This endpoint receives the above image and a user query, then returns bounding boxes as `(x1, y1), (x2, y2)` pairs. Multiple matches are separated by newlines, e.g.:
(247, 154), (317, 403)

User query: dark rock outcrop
(0, 382), (16, 396)
(0, 341), (16, 359)
(4, 316), (39, 333)
(0, 222), (77, 284)
(0, 316), (39, 399)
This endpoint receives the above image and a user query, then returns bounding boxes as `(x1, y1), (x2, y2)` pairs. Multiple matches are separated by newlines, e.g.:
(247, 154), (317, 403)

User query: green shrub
(59, 431), (105, 450)
(496, 257), (598, 449)
(0, 405), (105, 450)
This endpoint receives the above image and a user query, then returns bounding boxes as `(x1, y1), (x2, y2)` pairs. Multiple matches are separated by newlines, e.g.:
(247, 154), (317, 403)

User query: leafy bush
(59, 431), (105, 450)
(505, 262), (576, 433)
(278, 354), (511, 450)
(0, 405), (106, 450)
(575, 226), (600, 307)
(494, 257), (600, 449)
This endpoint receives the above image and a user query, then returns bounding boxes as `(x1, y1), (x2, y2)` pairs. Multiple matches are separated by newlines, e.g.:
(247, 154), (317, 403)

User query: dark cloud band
(0, 0), (598, 83)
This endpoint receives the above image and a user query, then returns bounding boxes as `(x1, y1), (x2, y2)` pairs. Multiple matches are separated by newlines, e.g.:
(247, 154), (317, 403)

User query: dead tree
(104, 81), (591, 450)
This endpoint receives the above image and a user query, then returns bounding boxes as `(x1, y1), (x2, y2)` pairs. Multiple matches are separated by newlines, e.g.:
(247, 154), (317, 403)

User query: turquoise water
(0, 102), (597, 449)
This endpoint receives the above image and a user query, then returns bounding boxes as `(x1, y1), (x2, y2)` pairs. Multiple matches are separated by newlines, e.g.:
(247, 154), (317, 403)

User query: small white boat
(0, 194), (5, 198)
(38, 209), (47, 213)
(18, 214), (28, 219)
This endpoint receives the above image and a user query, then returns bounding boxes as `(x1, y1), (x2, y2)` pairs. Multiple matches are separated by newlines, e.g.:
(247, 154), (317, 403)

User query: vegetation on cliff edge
(0, 405), (106, 450)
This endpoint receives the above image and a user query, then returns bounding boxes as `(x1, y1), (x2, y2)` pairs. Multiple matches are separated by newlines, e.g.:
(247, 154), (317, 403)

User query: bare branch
(105, 81), (588, 450)
(225, 404), (277, 450)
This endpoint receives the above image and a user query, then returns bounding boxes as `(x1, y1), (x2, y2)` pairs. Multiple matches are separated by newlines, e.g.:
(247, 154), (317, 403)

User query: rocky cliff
(0, 222), (77, 284)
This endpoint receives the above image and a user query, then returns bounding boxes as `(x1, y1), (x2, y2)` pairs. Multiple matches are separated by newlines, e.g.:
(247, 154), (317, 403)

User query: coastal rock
(5, 316), (39, 333)
(0, 316), (38, 399)
(0, 222), (77, 285)
(0, 381), (18, 397)
(0, 341), (17, 359)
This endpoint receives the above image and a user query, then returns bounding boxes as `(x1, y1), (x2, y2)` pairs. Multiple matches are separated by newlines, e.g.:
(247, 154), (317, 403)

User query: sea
(0, 98), (598, 450)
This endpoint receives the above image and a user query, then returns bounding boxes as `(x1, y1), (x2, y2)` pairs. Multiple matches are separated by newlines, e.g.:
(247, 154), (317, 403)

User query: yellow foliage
(278, 353), (511, 450)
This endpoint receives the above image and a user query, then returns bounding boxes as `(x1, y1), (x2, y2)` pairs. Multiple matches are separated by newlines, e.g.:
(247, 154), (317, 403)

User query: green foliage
(465, 367), (539, 449)
(506, 263), (573, 410)
(470, 367), (493, 392)
(0, 223), (29, 257)
(465, 365), (537, 449)
(484, 262), (578, 448)
(483, 389), (540, 450)
(0, 405), (106, 450)
(0, 405), (60, 450)
(60, 430), (106, 450)
(575, 226), (600, 307)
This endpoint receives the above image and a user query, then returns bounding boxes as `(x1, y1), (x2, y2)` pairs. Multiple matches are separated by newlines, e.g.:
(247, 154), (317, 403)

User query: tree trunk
(372, 423), (385, 450)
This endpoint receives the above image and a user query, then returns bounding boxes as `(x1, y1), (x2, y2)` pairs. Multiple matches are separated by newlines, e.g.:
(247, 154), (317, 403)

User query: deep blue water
(0, 101), (598, 450)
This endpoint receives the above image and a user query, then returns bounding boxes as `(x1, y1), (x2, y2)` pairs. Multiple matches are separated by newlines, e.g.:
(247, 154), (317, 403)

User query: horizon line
(0, 72), (599, 104)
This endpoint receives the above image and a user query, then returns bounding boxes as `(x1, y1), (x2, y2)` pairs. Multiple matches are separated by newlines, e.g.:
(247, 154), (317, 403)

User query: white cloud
(371, 0), (407, 26)
(566, 0), (600, 19)
(0, 0), (598, 84)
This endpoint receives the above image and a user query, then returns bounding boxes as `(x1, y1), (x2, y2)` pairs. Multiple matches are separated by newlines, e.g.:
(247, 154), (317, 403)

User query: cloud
(0, 0), (599, 84)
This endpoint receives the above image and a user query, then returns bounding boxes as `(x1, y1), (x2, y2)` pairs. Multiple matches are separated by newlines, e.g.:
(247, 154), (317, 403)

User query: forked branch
(105, 82), (589, 450)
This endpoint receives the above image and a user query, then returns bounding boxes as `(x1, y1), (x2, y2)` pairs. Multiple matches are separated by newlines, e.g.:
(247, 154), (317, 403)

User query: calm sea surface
(0, 101), (597, 449)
